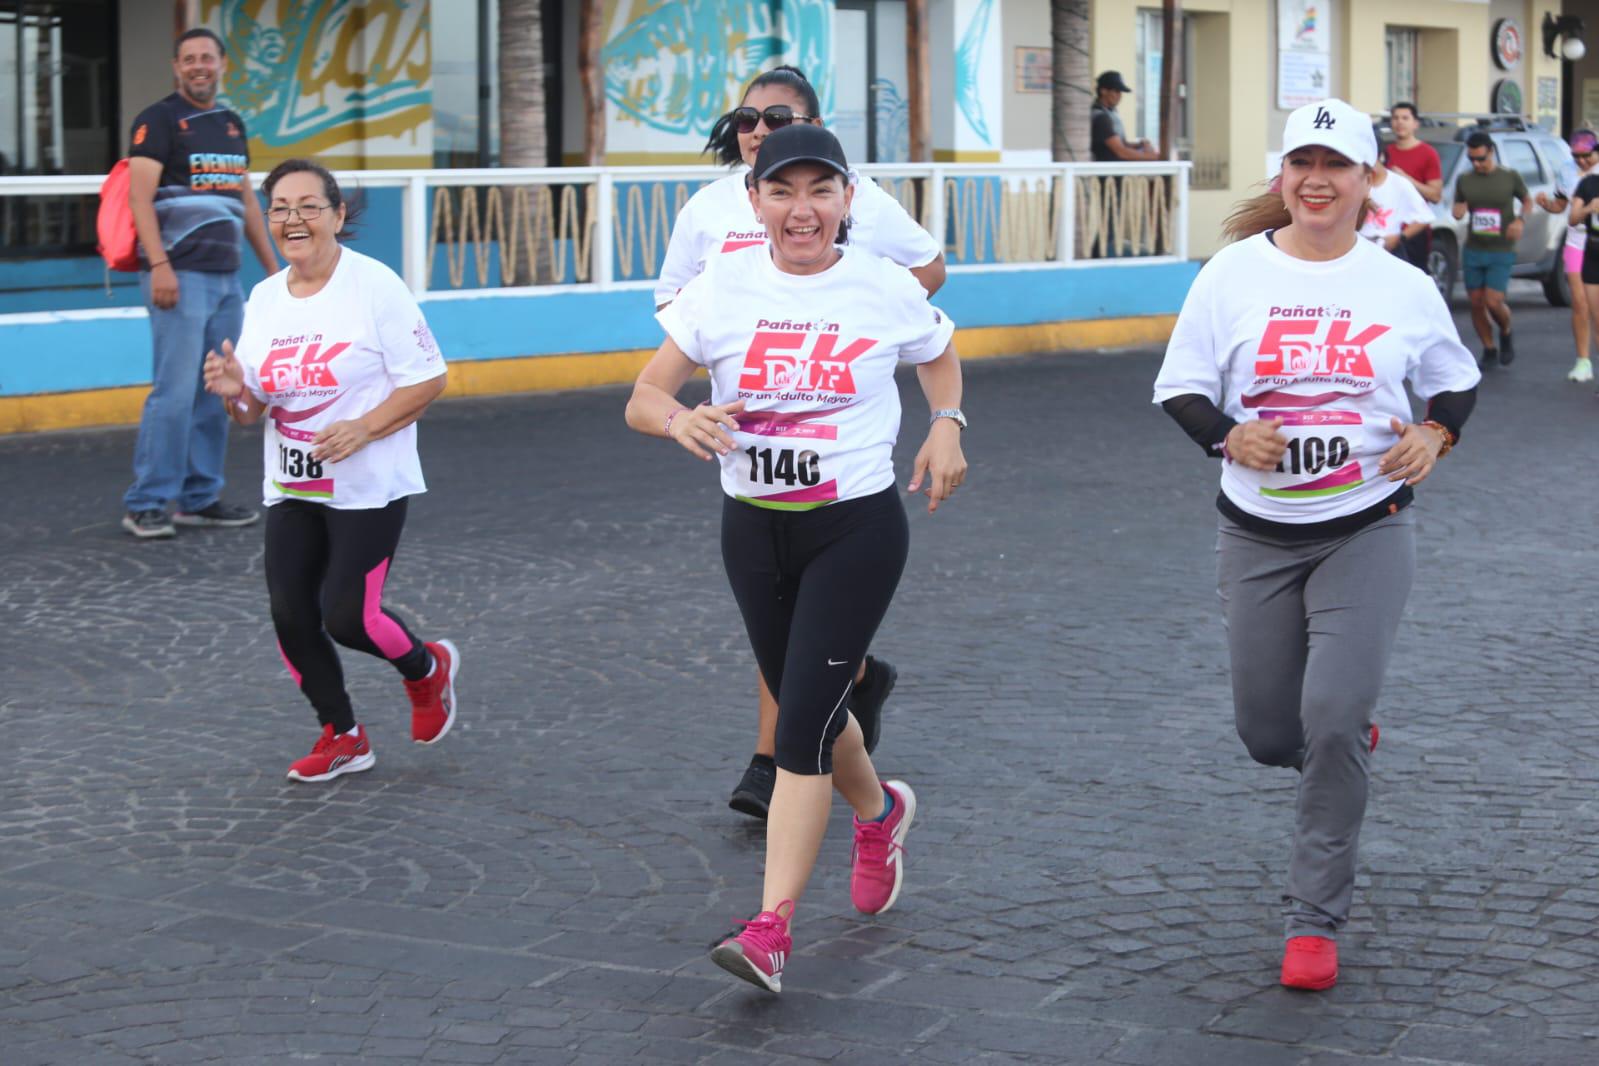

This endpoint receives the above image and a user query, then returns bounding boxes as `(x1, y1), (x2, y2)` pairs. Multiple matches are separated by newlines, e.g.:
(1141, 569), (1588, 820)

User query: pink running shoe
(851, 780), (916, 915)
(710, 901), (794, 993)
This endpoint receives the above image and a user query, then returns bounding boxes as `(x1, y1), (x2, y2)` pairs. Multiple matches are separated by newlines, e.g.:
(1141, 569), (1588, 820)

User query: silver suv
(1385, 115), (1574, 307)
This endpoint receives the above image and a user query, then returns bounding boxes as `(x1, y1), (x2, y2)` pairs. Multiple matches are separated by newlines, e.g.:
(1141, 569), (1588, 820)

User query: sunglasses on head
(732, 105), (814, 134)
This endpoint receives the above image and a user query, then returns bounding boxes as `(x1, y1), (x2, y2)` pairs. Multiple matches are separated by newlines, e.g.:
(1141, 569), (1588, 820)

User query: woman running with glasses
(629, 124), (967, 992)
(656, 65), (946, 822)
(203, 159), (459, 782)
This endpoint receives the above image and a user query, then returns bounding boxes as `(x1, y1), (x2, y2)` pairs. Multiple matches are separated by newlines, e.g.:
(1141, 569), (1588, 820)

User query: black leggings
(265, 498), (429, 733)
(721, 486), (909, 775)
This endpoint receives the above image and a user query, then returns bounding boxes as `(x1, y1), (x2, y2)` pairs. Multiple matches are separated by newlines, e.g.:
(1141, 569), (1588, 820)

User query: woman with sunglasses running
(1153, 100), (1479, 991)
(657, 65), (946, 822)
(629, 124), (966, 992)
(203, 159), (459, 782)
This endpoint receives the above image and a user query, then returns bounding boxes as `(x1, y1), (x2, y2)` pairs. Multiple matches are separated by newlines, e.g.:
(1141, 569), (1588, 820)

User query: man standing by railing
(1089, 71), (1161, 164)
(121, 28), (277, 539)
(1088, 71), (1161, 259)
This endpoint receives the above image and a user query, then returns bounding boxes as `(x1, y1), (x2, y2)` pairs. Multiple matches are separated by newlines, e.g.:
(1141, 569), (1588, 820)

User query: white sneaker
(1569, 359), (1594, 383)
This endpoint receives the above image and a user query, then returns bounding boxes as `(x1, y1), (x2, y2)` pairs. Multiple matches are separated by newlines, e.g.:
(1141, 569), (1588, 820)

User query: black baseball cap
(751, 123), (850, 183)
(1097, 70), (1132, 93)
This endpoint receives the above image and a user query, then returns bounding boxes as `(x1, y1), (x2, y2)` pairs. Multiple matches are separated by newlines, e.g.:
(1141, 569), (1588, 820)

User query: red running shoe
(710, 900), (793, 993)
(1281, 935), (1338, 990)
(850, 779), (917, 915)
(1369, 723), (1380, 753)
(286, 724), (374, 783)
(405, 639), (460, 744)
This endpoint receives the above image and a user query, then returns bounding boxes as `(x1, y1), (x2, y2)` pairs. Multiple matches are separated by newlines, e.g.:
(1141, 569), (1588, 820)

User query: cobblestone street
(3, 286), (1597, 1065)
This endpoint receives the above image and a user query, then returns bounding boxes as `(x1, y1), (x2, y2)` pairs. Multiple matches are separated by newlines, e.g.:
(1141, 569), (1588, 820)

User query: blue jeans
(124, 269), (244, 513)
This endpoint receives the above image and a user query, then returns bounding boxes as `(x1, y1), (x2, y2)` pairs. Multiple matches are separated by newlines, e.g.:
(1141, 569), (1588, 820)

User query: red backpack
(97, 159), (140, 272)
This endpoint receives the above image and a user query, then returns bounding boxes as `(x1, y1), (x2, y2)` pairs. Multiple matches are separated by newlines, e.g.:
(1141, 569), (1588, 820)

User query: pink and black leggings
(265, 497), (430, 733)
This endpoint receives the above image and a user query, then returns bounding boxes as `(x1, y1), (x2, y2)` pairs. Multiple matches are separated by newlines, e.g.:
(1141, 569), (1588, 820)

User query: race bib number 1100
(1256, 409), (1365, 501)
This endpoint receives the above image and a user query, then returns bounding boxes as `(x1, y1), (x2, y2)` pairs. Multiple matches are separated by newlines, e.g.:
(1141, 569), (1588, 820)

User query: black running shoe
(122, 509), (175, 539)
(728, 756), (776, 820)
(1480, 347), (1498, 369)
(849, 655), (898, 755)
(174, 500), (260, 527)
(1497, 330), (1515, 366)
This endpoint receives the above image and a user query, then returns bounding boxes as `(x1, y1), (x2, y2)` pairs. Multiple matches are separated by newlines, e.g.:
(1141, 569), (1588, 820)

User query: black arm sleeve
(1424, 387), (1476, 442)
(1161, 393), (1237, 458)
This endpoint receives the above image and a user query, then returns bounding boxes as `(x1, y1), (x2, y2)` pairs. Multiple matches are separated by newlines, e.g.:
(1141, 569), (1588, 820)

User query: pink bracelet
(664, 408), (688, 437)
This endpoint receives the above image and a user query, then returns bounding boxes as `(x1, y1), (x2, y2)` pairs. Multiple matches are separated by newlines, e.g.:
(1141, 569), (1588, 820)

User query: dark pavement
(2, 281), (1597, 1064)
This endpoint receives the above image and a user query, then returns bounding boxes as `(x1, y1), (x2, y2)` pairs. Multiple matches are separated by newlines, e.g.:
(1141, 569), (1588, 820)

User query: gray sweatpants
(1216, 507), (1416, 940)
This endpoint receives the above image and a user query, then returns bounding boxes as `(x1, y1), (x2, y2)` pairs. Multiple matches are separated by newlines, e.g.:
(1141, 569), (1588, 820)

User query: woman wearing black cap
(658, 64), (945, 821)
(627, 123), (968, 993)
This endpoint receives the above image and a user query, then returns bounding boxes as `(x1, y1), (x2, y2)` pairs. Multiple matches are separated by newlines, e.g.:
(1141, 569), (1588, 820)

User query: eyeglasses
(266, 203), (332, 223)
(1467, 153), (1490, 163)
(732, 106), (814, 134)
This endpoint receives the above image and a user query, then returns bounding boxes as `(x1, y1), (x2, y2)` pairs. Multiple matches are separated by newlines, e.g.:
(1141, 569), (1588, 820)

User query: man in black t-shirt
(1090, 71), (1160, 163)
(121, 27), (277, 539)
(1088, 71), (1160, 259)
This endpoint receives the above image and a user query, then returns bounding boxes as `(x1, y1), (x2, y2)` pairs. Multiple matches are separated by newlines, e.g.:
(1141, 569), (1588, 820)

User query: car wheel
(1428, 232), (1458, 305)
(1543, 258), (1572, 307)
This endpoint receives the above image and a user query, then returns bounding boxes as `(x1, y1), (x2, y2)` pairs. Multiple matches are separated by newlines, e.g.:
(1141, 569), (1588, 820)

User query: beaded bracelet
(664, 407), (688, 438)
(1420, 419), (1455, 458)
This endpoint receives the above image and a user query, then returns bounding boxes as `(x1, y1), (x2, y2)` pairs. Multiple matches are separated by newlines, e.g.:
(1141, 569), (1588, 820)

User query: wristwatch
(930, 408), (967, 430)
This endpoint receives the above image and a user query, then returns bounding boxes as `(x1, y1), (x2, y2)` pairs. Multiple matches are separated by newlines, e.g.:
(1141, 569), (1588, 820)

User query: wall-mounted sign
(1278, 0), (1329, 54)
(1015, 47), (1051, 94)
(1279, 50), (1330, 110)
(1492, 78), (1523, 115)
(1493, 18), (1522, 71)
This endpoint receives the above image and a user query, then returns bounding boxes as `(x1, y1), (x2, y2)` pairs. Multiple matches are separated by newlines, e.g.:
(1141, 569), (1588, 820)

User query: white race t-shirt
(1152, 233), (1480, 524)
(234, 248), (447, 510)
(1556, 157), (1599, 250)
(1360, 172), (1432, 243)
(657, 245), (955, 506)
(653, 168), (942, 306)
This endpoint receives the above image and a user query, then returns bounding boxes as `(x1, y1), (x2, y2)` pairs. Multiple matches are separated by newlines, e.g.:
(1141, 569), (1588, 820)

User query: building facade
(1, 0), (1592, 256)
(1091, 0), (1582, 254)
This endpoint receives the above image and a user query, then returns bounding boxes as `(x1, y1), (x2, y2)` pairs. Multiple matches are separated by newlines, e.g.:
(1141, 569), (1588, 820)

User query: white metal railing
(0, 162), (1190, 299)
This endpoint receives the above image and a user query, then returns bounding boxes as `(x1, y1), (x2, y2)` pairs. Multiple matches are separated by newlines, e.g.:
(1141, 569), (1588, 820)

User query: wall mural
(205, 0), (433, 164)
(954, 0), (994, 145)
(601, 0), (833, 147)
(871, 78), (909, 162)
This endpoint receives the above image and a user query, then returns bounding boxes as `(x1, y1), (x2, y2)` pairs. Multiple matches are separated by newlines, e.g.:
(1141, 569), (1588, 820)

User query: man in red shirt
(1384, 102), (1443, 202)
(1383, 101), (1443, 272)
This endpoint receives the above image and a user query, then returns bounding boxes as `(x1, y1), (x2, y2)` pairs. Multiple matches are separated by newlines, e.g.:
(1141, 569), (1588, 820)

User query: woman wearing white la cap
(1153, 99), (1480, 991)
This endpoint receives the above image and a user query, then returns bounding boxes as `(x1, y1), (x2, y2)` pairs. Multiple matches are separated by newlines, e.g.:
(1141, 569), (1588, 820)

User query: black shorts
(720, 487), (909, 774)
(1584, 242), (1599, 286)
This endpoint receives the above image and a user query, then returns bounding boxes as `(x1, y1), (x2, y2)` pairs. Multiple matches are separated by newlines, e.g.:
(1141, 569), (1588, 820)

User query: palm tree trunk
(1051, 0), (1090, 161)
(499, 0), (549, 284)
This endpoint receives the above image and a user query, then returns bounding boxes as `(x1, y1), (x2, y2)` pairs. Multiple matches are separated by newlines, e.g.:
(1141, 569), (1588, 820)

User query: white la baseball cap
(1281, 98), (1378, 167)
